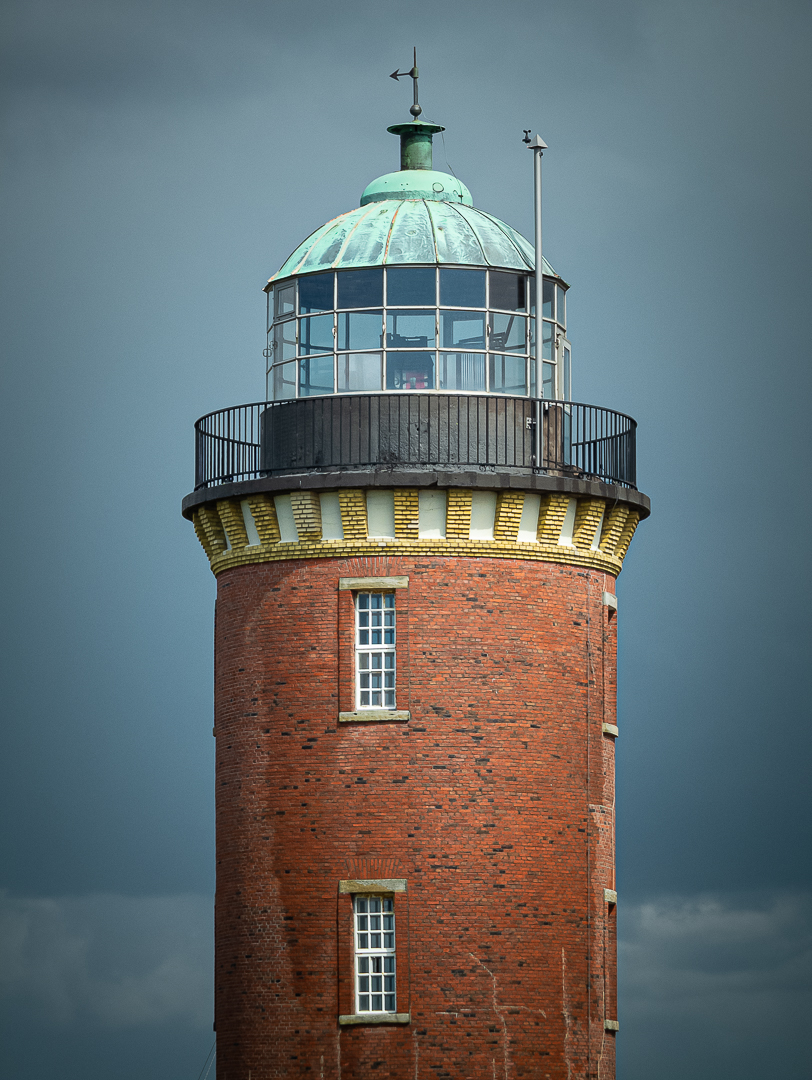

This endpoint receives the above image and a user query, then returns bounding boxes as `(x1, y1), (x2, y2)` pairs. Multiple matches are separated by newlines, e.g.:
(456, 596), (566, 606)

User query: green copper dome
(268, 200), (560, 283)
(267, 116), (564, 285)
(360, 169), (472, 206)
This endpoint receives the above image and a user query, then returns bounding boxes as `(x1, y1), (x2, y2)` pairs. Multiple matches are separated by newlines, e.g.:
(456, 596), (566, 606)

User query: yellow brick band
(207, 536), (626, 576)
(191, 488), (642, 578)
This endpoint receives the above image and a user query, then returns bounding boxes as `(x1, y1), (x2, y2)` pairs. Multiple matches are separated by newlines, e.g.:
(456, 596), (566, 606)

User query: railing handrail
(193, 394), (639, 431)
(193, 394), (637, 491)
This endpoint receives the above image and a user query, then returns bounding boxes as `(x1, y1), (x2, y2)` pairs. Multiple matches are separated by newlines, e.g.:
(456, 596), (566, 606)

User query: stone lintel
(338, 879), (407, 893)
(339, 576), (409, 590)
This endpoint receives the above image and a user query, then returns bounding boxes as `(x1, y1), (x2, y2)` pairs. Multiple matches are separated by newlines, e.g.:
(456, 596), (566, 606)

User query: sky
(1, 0), (810, 1076)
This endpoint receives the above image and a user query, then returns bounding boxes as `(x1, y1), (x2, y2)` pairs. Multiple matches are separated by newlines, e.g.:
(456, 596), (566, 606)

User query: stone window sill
(339, 710), (410, 723)
(339, 1013), (410, 1026)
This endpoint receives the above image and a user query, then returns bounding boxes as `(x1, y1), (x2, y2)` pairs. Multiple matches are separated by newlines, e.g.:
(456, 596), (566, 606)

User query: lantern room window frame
(265, 266), (569, 402)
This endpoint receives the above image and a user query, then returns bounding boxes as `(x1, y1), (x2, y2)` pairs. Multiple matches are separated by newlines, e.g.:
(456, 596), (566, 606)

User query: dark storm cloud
(1, 0), (810, 1076)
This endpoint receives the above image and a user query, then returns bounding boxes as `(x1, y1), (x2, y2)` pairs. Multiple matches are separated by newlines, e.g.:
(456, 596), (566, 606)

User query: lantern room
(264, 120), (571, 404)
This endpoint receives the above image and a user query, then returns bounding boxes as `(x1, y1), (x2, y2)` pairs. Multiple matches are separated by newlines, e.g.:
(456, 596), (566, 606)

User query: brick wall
(213, 554), (620, 1079)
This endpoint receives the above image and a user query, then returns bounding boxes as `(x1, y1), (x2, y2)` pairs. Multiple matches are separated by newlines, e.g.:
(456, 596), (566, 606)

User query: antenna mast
(523, 130), (548, 467)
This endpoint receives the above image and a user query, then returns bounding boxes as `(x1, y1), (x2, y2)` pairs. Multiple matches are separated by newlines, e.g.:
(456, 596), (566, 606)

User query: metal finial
(390, 47), (421, 119)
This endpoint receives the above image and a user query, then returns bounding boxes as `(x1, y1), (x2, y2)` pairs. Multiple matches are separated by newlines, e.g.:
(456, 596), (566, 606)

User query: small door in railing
(542, 401), (573, 473)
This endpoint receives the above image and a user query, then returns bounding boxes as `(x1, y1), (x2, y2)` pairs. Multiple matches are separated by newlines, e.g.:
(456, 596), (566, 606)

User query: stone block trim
(445, 489), (473, 540)
(493, 490), (525, 542)
(191, 488), (643, 578)
(536, 493), (572, 544)
(290, 490), (322, 541)
(339, 489), (368, 540)
(393, 489), (420, 539)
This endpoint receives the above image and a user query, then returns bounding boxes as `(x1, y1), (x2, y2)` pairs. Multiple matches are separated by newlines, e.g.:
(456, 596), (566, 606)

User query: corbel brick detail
(338, 489), (368, 540)
(536, 493), (572, 544)
(598, 505), (630, 557)
(194, 504), (227, 557)
(614, 510), (640, 561)
(246, 494), (281, 545)
(572, 498), (605, 551)
(446, 489), (473, 540)
(217, 499), (249, 550)
(393, 489), (419, 539)
(290, 491), (322, 541)
(493, 491), (525, 542)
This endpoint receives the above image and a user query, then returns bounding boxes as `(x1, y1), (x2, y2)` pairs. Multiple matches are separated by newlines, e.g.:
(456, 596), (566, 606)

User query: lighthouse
(182, 79), (649, 1079)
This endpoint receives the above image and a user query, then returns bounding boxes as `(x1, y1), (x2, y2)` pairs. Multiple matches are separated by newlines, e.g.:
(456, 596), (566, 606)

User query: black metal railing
(194, 394), (637, 491)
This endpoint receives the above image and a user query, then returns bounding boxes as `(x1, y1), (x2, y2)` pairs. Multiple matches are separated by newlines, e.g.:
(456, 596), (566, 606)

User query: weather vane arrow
(390, 47), (422, 118)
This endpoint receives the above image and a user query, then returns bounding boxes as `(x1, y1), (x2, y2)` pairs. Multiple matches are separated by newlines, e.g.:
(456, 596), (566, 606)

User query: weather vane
(390, 47), (421, 119)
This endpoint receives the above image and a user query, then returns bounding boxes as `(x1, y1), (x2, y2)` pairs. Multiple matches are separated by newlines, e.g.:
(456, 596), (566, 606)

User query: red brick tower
(183, 109), (648, 1079)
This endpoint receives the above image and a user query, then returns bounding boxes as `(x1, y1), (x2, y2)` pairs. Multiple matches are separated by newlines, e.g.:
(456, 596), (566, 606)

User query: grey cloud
(0, 891), (212, 1029)
(618, 891), (812, 1079)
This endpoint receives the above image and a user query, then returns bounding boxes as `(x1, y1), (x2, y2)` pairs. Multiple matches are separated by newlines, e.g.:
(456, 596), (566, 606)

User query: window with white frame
(354, 895), (396, 1013)
(355, 593), (396, 709)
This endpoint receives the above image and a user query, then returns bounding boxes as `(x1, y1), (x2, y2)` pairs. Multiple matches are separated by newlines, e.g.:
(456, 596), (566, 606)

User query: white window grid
(355, 592), (396, 710)
(354, 895), (396, 1014)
